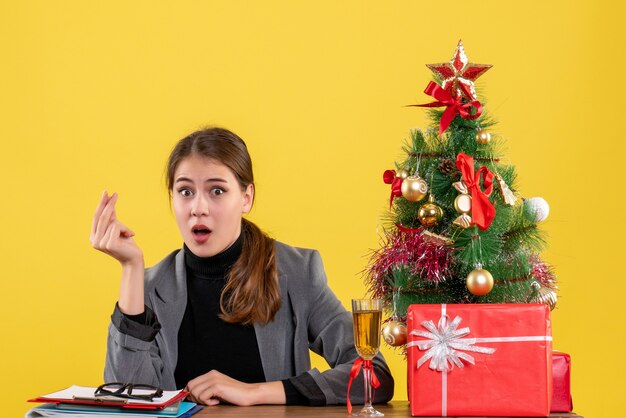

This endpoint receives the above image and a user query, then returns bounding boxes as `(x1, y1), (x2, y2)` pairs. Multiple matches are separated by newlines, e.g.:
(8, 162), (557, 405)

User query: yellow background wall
(1, 2), (623, 417)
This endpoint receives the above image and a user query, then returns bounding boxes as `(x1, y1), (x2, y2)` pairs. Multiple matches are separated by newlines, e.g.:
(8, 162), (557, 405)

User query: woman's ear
(242, 183), (254, 214)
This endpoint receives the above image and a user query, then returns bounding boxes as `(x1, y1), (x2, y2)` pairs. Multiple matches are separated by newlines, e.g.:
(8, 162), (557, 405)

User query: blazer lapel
(150, 250), (188, 382)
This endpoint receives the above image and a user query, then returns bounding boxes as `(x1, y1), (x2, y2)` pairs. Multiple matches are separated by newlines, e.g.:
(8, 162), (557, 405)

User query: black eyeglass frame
(94, 383), (164, 401)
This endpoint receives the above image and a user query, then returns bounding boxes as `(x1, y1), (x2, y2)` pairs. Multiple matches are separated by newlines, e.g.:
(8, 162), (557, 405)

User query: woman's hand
(91, 191), (145, 315)
(90, 191), (143, 266)
(185, 370), (286, 406)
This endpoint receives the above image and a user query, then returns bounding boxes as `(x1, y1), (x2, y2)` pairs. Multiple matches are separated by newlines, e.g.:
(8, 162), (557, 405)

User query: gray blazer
(105, 241), (394, 405)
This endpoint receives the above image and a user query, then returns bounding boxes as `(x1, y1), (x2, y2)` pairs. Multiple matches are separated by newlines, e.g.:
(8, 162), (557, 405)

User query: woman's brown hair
(166, 127), (280, 325)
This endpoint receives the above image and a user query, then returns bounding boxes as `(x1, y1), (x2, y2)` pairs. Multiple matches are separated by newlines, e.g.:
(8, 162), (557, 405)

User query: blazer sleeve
(292, 250), (394, 405)
(104, 304), (165, 386)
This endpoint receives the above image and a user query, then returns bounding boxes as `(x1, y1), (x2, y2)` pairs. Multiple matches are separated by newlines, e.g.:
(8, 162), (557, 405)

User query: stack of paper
(26, 386), (202, 418)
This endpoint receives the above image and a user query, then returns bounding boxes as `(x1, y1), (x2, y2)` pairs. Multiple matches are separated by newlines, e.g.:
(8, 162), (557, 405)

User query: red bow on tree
(383, 170), (403, 209)
(410, 81), (483, 136)
(456, 153), (496, 230)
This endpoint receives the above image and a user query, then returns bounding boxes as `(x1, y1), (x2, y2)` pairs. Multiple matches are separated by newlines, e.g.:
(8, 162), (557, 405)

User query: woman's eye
(211, 188), (225, 196)
(178, 188), (193, 197)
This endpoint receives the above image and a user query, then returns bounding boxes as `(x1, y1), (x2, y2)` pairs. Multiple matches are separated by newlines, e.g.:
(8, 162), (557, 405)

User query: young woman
(90, 127), (394, 406)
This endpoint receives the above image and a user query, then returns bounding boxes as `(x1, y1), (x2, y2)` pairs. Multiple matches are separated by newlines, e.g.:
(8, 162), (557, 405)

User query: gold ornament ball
(397, 169), (410, 180)
(466, 268), (494, 296)
(542, 288), (558, 311)
(454, 194), (472, 214)
(530, 281), (558, 311)
(401, 176), (428, 202)
(476, 130), (491, 144)
(381, 320), (408, 347)
(418, 197), (444, 227)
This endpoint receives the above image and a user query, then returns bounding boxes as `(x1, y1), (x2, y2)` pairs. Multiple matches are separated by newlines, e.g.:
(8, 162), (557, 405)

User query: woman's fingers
(102, 219), (143, 263)
(186, 373), (219, 405)
(198, 385), (219, 405)
(120, 223), (135, 238)
(90, 192), (144, 267)
(185, 386), (200, 404)
(104, 220), (134, 247)
(90, 191), (110, 242)
(102, 219), (121, 253)
(201, 393), (221, 406)
(184, 390), (196, 403)
(92, 193), (118, 248)
(185, 371), (256, 406)
(187, 384), (221, 406)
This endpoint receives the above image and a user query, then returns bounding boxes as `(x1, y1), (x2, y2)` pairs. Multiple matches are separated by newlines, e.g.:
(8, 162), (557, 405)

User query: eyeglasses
(94, 383), (164, 402)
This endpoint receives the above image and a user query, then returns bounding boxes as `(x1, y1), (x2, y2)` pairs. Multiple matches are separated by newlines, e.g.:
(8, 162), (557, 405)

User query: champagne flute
(351, 299), (384, 417)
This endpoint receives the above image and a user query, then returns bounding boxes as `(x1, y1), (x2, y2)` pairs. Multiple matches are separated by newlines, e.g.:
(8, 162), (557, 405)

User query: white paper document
(39, 385), (183, 406)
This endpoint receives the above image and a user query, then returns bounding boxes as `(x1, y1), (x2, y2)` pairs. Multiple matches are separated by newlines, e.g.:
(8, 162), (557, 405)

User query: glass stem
(363, 362), (373, 408)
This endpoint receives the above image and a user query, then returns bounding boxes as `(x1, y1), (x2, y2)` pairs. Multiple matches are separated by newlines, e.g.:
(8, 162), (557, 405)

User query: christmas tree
(367, 41), (557, 347)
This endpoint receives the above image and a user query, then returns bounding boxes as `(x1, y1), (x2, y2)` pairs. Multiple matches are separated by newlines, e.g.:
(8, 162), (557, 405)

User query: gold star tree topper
(426, 40), (492, 101)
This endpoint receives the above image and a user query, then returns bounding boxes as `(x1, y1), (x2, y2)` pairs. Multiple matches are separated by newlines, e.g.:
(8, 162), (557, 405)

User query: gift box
(407, 303), (552, 417)
(551, 351), (573, 412)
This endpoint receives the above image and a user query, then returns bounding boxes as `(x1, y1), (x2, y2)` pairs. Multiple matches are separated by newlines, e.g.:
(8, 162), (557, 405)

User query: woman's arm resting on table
(185, 370), (286, 406)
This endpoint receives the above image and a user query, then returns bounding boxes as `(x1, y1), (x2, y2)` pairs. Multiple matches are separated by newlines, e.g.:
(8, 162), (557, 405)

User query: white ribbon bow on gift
(409, 315), (496, 372)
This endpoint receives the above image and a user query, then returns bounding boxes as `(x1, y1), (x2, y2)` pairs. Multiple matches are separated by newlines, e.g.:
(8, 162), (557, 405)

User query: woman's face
(172, 155), (253, 257)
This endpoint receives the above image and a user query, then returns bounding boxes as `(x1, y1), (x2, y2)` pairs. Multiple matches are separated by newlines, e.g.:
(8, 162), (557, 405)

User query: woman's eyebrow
(174, 176), (193, 184)
(174, 176), (228, 184)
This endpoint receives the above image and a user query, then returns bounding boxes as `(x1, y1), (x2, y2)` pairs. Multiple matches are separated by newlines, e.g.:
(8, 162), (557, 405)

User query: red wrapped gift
(407, 304), (552, 417)
(551, 351), (573, 412)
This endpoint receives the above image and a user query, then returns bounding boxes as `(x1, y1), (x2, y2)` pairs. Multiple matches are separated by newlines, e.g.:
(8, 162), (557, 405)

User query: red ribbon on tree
(346, 358), (380, 414)
(409, 81), (483, 136)
(456, 153), (496, 230)
(383, 169), (403, 209)
(395, 223), (423, 234)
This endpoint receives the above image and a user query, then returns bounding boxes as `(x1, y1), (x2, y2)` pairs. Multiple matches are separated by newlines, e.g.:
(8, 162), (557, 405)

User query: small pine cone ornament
(438, 159), (460, 179)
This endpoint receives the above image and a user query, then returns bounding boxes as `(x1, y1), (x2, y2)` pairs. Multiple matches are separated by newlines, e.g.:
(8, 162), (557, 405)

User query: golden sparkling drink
(353, 310), (382, 360)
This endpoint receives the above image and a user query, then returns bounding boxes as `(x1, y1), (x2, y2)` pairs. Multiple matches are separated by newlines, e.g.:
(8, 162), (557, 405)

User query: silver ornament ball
(525, 197), (550, 222)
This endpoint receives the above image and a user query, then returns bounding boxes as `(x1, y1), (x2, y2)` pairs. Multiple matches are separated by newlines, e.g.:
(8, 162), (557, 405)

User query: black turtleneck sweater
(173, 234), (266, 387)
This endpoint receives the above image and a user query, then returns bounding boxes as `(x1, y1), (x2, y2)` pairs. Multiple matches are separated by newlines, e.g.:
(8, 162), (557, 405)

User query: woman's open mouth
(192, 224), (211, 244)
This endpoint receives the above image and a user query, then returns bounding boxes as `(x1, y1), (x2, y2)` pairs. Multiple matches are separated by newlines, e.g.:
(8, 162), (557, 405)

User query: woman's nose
(190, 195), (209, 217)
